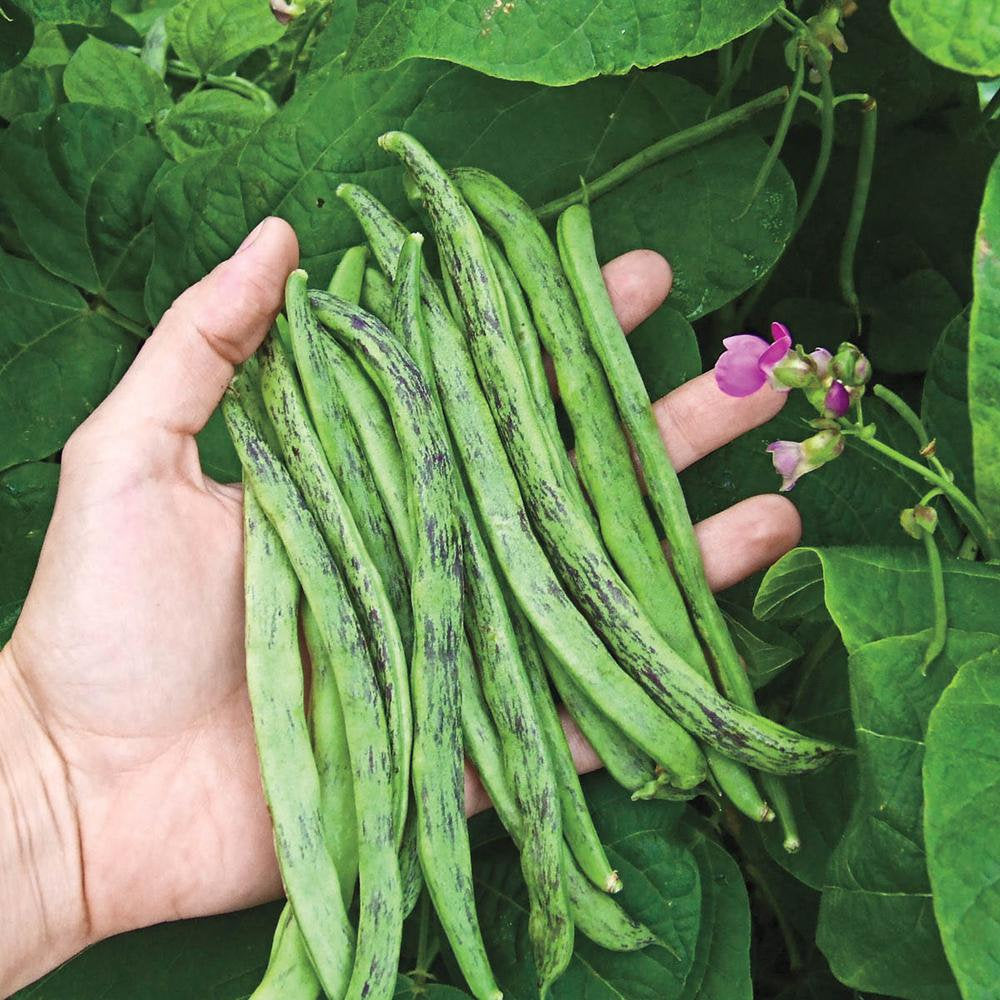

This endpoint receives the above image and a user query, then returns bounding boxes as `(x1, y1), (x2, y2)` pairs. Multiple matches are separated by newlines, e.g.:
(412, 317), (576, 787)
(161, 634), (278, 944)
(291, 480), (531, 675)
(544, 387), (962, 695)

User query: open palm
(3, 218), (798, 988)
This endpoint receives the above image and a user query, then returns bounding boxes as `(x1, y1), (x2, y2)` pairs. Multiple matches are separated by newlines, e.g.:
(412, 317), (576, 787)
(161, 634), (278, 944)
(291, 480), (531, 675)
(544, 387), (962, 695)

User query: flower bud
(831, 342), (872, 386)
(824, 380), (851, 418)
(770, 349), (816, 390)
(900, 504), (938, 539)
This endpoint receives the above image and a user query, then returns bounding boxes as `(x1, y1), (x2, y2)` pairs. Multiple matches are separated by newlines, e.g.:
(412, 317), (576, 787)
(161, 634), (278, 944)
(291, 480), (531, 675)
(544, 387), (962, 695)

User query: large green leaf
(0, 250), (135, 471)
(19, 0), (109, 25)
(0, 462), (59, 643)
(0, 103), (165, 322)
(165, 0), (284, 75)
(12, 904), (282, 999)
(758, 631), (857, 890)
(145, 60), (795, 323)
(0, 1), (35, 71)
(969, 152), (1000, 542)
(867, 269), (962, 375)
(922, 308), (974, 501)
(677, 829), (752, 1000)
(924, 649), (1000, 1000)
(891, 0), (1000, 77)
(757, 546), (1000, 999)
(63, 35), (171, 120)
(156, 89), (272, 161)
(345, 0), (779, 86)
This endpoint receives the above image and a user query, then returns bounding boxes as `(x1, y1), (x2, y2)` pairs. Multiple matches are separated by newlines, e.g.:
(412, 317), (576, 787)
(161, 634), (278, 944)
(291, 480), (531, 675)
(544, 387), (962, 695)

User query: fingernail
(236, 218), (268, 254)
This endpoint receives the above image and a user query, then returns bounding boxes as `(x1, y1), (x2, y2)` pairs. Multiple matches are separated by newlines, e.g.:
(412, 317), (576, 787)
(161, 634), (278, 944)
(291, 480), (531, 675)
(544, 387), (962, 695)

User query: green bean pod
(453, 166), (695, 661)
(251, 905), (322, 1000)
(303, 601), (360, 897)
(226, 392), (402, 1000)
(287, 257), (412, 636)
(240, 484), (353, 1000)
(261, 306), (410, 846)
(382, 133), (841, 775)
(394, 230), (574, 991)
(328, 244), (369, 300)
(507, 600), (619, 893)
(556, 203), (791, 830)
(485, 238), (593, 527)
(311, 294), (500, 1000)
(455, 631), (657, 955)
(537, 635), (656, 793)
(334, 182), (708, 786)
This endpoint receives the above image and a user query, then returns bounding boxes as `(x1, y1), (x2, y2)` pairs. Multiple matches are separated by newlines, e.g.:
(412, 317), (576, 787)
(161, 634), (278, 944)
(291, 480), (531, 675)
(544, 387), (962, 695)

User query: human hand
(0, 222), (797, 995)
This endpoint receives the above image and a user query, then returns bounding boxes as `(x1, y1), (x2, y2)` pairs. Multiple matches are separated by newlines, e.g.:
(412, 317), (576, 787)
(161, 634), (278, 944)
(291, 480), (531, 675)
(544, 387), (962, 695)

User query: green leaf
(12, 903), (282, 998)
(197, 405), (242, 483)
(19, 0), (109, 24)
(677, 829), (752, 1000)
(891, 0), (1000, 77)
(145, 61), (795, 325)
(630, 305), (701, 402)
(759, 630), (857, 890)
(0, 62), (61, 120)
(0, 1), (35, 71)
(345, 0), (780, 86)
(63, 36), (170, 120)
(0, 249), (135, 471)
(867, 269), (962, 375)
(757, 546), (1000, 998)
(165, 0), (284, 75)
(157, 89), (272, 161)
(0, 462), (59, 643)
(0, 103), (165, 322)
(922, 307), (974, 501)
(719, 600), (803, 690)
(924, 649), (1000, 1000)
(969, 152), (1000, 541)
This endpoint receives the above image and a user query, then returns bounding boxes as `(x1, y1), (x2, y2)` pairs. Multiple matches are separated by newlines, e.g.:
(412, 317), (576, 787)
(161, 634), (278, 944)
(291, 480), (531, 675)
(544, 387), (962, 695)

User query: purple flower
(766, 440), (807, 492)
(714, 322), (792, 397)
(824, 380), (851, 418)
(766, 429), (844, 491)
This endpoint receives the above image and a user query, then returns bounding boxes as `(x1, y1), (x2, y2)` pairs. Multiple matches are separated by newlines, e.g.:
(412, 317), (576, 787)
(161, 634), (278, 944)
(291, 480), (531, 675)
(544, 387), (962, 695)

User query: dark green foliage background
(2, 1), (999, 998)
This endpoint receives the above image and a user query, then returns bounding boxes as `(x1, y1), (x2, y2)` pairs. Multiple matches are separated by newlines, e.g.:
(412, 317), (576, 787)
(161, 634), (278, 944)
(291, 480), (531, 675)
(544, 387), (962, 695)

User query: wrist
(0, 646), (90, 996)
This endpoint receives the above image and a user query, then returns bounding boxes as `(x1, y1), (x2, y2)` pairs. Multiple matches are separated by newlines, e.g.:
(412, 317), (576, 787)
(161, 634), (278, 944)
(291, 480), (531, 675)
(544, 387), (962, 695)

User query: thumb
(96, 217), (298, 440)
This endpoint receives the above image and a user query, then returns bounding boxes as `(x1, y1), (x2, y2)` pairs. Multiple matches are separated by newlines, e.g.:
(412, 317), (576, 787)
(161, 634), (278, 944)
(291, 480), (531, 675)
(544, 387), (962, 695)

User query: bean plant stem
(735, 63), (834, 327)
(533, 86), (790, 220)
(93, 303), (149, 339)
(159, 56), (278, 110)
(850, 433), (997, 560)
(839, 98), (877, 329)
(706, 23), (769, 119)
(872, 383), (953, 481)
(919, 526), (948, 675)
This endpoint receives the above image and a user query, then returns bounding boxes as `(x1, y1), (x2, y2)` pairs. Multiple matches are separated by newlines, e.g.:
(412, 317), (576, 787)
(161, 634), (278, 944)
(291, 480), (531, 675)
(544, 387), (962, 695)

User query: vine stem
(839, 98), (877, 329)
(706, 22), (769, 119)
(735, 61), (834, 328)
(849, 433), (998, 561)
(872, 384), (953, 485)
(533, 85), (790, 220)
(918, 526), (948, 675)
(93, 303), (150, 339)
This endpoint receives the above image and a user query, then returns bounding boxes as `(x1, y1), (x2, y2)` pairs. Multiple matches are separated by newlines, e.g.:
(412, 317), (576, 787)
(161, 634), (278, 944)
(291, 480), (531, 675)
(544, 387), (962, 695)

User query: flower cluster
(714, 323), (871, 491)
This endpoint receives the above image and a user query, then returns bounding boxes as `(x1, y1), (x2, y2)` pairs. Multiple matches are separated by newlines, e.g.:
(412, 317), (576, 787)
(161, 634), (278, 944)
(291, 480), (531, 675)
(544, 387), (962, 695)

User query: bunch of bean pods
(222, 131), (843, 1000)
